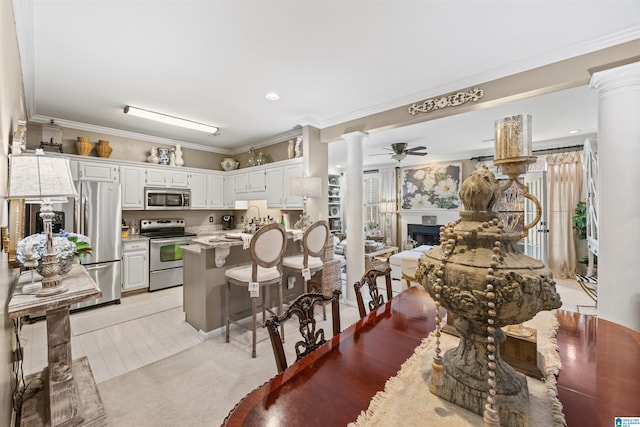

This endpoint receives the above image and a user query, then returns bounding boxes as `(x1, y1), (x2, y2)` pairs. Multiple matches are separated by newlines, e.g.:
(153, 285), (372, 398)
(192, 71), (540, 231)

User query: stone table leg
(46, 306), (84, 426)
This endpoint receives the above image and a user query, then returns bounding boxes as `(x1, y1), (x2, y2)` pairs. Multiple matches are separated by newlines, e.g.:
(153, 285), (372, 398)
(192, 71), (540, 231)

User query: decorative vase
(148, 147), (160, 164)
(76, 137), (93, 156)
(288, 140), (295, 159)
(221, 157), (239, 171)
(96, 140), (113, 158)
(417, 165), (562, 426)
(158, 147), (169, 165)
(175, 144), (185, 167)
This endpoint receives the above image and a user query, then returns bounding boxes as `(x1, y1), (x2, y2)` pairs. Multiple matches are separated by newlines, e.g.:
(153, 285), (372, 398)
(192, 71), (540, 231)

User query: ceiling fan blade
(405, 146), (427, 153)
(407, 151), (428, 156)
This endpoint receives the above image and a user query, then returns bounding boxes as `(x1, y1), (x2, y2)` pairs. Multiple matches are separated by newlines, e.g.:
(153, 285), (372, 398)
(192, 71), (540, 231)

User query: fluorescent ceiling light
(124, 105), (219, 134)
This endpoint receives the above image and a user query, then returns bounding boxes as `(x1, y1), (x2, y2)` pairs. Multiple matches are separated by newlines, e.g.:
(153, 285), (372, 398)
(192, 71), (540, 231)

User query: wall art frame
(400, 163), (461, 211)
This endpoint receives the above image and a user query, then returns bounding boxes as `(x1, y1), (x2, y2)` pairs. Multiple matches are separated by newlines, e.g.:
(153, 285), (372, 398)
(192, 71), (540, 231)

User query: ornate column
(343, 131), (367, 303)
(590, 61), (640, 332)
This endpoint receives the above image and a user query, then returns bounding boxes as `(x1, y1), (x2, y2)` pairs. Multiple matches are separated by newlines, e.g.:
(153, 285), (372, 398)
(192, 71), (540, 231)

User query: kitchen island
(182, 232), (305, 335)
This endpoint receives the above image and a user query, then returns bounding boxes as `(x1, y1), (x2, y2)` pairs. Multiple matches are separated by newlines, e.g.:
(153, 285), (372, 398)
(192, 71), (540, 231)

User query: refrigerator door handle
(82, 196), (88, 235)
(84, 264), (110, 271)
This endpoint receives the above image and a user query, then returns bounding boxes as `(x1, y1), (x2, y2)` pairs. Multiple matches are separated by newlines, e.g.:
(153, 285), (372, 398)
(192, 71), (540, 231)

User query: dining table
(222, 285), (438, 426)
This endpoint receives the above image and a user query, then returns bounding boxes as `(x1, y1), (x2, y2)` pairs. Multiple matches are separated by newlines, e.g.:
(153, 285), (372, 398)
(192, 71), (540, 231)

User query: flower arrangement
(16, 230), (92, 266)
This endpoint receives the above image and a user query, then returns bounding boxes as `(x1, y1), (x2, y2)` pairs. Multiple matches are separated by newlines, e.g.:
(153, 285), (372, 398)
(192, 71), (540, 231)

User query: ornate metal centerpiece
(416, 114), (562, 426)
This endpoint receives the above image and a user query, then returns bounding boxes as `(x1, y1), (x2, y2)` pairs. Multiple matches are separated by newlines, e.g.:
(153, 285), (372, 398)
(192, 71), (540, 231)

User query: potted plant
(572, 202), (597, 269)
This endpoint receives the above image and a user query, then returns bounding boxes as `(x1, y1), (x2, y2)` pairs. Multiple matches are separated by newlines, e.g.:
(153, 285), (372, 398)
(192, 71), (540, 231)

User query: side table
(8, 264), (106, 427)
(364, 246), (398, 271)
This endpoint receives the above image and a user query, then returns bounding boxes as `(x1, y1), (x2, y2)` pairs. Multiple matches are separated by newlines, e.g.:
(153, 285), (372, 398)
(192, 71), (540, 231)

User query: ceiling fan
(372, 142), (428, 161)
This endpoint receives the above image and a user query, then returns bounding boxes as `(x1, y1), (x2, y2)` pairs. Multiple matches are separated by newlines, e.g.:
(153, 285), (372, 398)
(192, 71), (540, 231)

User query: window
(363, 172), (379, 230)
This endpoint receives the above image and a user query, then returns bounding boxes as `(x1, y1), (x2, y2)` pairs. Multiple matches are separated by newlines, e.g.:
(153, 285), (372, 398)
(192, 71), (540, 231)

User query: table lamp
(290, 176), (321, 229)
(8, 152), (77, 296)
(378, 201), (396, 246)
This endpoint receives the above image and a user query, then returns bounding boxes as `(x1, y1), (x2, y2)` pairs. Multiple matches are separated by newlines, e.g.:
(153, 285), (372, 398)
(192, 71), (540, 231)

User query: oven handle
(150, 238), (193, 245)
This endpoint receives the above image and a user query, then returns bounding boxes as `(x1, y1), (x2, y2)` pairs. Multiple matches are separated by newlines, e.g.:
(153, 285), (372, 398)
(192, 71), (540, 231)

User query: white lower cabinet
(122, 240), (149, 291)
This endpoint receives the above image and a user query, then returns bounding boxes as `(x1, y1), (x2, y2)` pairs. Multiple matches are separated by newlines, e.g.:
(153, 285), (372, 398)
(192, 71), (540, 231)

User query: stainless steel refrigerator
(69, 181), (122, 309)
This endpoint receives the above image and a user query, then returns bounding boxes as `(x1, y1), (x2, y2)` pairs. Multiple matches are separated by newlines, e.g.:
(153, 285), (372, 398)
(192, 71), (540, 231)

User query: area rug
(349, 310), (566, 427)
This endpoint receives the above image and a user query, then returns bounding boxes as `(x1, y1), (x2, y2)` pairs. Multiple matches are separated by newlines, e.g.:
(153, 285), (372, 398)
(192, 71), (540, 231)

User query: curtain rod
(471, 144), (584, 162)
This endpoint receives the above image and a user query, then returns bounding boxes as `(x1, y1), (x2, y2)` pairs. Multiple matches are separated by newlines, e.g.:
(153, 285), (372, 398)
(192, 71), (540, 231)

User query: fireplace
(407, 224), (442, 246)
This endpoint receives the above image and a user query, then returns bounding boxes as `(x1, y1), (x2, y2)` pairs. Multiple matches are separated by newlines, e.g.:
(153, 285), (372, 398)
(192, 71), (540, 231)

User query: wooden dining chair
(265, 289), (341, 373)
(354, 267), (393, 318)
(225, 223), (287, 358)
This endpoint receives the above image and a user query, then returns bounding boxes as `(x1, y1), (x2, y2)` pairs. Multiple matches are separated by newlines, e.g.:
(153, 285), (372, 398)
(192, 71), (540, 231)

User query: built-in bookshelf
(328, 174), (342, 235)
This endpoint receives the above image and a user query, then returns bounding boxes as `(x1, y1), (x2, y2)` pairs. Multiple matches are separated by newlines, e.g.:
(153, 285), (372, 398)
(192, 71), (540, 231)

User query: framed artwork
(400, 163), (461, 210)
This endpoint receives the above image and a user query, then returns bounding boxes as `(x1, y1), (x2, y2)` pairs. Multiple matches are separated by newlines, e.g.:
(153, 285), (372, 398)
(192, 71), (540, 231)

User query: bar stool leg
(225, 282), (231, 343)
(278, 281), (284, 342)
(252, 295), (257, 358)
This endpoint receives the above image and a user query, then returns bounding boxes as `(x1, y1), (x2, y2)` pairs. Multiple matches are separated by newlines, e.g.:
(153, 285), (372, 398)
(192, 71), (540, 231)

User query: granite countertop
(122, 234), (150, 242)
(188, 229), (304, 250)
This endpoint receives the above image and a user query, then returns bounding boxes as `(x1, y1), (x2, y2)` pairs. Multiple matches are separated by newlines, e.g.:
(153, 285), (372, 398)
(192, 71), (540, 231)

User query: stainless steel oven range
(140, 219), (196, 291)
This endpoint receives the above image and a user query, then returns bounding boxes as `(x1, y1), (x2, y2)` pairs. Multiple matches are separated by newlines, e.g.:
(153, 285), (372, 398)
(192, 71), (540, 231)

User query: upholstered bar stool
(225, 223), (286, 358)
(282, 220), (330, 319)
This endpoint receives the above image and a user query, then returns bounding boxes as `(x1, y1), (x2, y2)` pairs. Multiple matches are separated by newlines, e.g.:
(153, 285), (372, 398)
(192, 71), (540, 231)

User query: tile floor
(18, 276), (594, 385)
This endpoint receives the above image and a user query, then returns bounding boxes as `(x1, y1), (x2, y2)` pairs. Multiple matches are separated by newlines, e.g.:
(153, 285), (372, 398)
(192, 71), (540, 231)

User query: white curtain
(378, 167), (397, 245)
(546, 152), (583, 278)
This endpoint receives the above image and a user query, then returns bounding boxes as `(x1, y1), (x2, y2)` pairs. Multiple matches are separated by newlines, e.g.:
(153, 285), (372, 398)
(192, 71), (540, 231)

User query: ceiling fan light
(392, 153), (407, 161)
(124, 105), (219, 134)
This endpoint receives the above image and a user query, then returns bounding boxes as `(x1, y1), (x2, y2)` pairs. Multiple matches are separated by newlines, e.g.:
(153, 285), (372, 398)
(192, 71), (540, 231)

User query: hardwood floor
(556, 310), (640, 426)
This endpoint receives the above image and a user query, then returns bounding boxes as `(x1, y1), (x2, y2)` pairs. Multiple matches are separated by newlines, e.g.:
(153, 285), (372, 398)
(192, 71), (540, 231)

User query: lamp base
(36, 254), (68, 297)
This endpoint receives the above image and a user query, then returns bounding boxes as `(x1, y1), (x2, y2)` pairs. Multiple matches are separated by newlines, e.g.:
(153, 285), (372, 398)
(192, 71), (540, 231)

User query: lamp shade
(289, 177), (321, 198)
(7, 154), (77, 199)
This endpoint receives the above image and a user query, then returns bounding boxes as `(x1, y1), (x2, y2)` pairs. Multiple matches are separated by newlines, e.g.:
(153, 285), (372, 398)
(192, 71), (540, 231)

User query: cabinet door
(189, 172), (208, 208)
(235, 173), (249, 193)
(266, 167), (284, 208)
(283, 163), (304, 208)
(208, 174), (224, 208)
(121, 166), (145, 209)
(169, 170), (190, 187)
(248, 170), (266, 192)
(146, 168), (167, 186)
(224, 175), (236, 208)
(122, 249), (149, 291)
(78, 161), (119, 182)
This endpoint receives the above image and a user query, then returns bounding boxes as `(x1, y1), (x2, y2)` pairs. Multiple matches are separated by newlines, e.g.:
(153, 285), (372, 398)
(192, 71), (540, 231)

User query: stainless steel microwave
(145, 188), (190, 210)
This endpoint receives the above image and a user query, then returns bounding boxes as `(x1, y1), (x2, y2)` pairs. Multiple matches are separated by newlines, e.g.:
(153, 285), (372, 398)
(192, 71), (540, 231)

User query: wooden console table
(8, 264), (106, 427)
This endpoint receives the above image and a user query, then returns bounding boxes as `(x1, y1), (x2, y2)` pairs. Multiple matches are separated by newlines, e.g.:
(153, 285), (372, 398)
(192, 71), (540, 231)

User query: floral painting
(401, 163), (461, 210)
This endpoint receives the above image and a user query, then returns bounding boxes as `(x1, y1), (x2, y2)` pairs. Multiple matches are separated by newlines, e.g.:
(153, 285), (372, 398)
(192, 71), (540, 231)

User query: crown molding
(29, 115), (234, 154)
(230, 128), (302, 155)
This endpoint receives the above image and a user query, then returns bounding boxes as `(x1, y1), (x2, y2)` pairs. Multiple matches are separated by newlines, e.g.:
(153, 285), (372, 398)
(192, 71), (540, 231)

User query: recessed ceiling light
(569, 129), (580, 134)
(265, 92), (280, 101)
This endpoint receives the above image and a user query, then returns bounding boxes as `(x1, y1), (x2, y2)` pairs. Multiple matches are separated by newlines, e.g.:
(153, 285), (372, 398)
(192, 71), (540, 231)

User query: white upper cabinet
(266, 167), (284, 208)
(189, 172), (208, 209)
(121, 165), (146, 209)
(283, 163), (304, 208)
(208, 174), (224, 208)
(145, 167), (190, 188)
(78, 161), (119, 182)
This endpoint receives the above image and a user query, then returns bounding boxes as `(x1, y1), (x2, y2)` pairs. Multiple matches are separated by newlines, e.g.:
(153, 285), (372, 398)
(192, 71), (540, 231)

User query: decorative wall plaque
(408, 88), (484, 116)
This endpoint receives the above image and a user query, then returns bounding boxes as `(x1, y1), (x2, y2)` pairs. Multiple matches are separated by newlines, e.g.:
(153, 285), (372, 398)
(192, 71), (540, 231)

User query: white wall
(1, 1), (28, 423)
